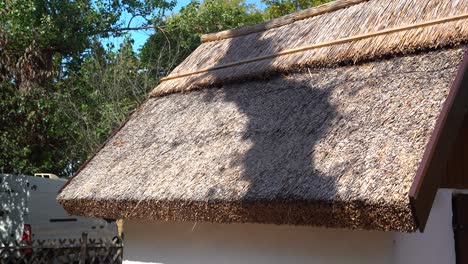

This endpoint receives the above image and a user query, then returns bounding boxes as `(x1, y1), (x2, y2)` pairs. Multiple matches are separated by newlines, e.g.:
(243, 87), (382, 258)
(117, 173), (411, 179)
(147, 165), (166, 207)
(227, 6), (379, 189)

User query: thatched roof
(152, 0), (468, 96)
(59, 0), (468, 232)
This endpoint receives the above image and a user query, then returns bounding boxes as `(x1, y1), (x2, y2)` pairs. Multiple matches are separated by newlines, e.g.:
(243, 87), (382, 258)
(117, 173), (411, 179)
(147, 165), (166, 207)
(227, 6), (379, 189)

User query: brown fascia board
(409, 50), (468, 232)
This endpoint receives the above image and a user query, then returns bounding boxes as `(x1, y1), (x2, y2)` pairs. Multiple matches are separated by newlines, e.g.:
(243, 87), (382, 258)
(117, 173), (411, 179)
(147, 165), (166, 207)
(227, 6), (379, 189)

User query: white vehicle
(0, 174), (118, 244)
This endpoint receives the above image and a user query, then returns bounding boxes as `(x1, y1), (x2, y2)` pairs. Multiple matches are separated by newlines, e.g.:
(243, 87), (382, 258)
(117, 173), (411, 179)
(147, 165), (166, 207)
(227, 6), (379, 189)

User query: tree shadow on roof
(201, 33), (342, 225)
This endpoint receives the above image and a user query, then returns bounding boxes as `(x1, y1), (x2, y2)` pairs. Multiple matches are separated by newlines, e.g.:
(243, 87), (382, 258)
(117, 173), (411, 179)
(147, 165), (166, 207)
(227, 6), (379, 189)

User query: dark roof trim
(409, 50), (468, 232)
(452, 193), (468, 263)
(440, 115), (468, 189)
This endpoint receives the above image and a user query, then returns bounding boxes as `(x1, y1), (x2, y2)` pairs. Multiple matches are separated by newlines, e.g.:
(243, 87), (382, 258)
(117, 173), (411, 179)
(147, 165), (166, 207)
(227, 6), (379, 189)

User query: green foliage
(0, 39), (155, 176)
(140, 0), (264, 75)
(0, 0), (175, 91)
(57, 39), (156, 163)
(0, 0), (173, 176)
(262, 0), (332, 19)
(0, 84), (76, 175)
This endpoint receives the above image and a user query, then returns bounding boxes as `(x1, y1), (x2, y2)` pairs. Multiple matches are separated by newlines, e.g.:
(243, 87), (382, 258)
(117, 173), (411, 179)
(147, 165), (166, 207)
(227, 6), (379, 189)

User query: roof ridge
(200, 0), (369, 43)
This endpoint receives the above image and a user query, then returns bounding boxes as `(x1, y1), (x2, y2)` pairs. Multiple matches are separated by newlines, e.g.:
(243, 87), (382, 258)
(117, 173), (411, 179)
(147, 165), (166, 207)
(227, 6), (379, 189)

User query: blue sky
(105, 0), (263, 52)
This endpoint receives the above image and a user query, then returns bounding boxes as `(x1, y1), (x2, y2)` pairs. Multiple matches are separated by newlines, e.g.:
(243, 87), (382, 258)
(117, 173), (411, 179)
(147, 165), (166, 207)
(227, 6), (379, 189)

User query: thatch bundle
(59, 0), (468, 232)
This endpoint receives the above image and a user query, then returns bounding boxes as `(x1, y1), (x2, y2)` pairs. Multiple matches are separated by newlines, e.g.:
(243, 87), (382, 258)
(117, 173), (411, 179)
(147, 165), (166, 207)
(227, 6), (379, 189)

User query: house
(58, 0), (468, 263)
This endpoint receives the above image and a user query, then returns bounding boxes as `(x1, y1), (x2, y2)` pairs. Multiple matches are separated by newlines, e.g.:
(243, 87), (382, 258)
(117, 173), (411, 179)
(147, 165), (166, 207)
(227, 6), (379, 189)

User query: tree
(0, 86), (75, 175)
(0, 0), (175, 92)
(140, 0), (264, 76)
(262, 0), (332, 19)
(0, 0), (174, 176)
(57, 39), (157, 168)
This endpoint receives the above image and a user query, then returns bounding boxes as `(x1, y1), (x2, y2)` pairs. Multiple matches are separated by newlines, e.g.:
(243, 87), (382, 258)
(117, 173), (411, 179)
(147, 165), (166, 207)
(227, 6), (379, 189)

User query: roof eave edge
(409, 50), (468, 232)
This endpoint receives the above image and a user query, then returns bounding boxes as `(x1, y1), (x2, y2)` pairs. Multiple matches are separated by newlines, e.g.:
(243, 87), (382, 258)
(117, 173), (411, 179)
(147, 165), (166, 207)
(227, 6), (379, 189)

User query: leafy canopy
(262, 0), (332, 19)
(0, 0), (174, 176)
(140, 0), (264, 76)
(0, 0), (175, 91)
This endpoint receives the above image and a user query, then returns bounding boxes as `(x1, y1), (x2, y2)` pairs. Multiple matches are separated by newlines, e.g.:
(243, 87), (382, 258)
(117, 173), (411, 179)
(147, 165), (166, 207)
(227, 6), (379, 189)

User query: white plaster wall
(393, 188), (466, 264)
(123, 219), (394, 264)
(123, 189), (461, 264)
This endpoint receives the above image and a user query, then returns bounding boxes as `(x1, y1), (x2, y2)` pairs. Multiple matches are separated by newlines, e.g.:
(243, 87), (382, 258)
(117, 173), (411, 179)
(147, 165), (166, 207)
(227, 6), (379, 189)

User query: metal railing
(0, 233), (123, 264)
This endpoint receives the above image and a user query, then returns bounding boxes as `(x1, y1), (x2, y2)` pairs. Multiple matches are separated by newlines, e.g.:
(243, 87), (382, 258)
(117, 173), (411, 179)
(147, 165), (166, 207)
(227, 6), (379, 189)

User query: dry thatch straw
(200, 0), (369, 42)
(161, 14), (468, 82)
(151, 0), (468, 96)
(58, 46), (467, 232)
(58, 0), (468, 232)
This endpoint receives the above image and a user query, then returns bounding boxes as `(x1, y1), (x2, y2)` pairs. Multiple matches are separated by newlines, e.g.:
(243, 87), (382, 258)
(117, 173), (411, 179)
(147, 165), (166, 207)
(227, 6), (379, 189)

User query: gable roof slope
(58, 0), (468, 232)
